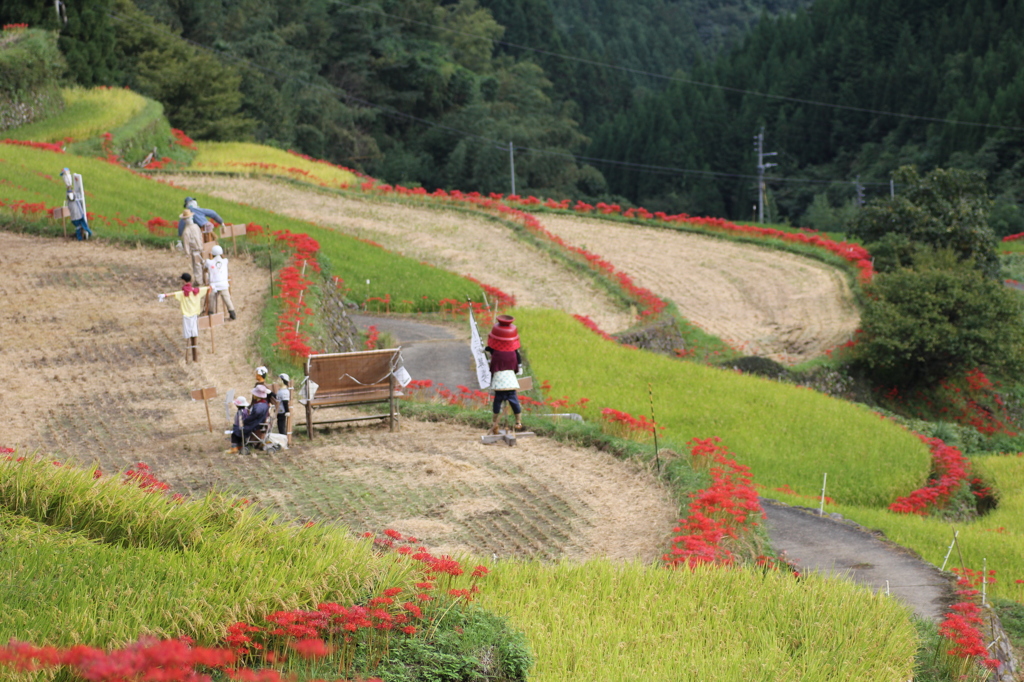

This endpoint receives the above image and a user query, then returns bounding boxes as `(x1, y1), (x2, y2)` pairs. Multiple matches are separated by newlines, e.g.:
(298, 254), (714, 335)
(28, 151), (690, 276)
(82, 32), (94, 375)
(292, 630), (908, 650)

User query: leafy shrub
(853, 253), (1024, 389)
(0, 28), (65, 131)
(0, 28), (65, 94)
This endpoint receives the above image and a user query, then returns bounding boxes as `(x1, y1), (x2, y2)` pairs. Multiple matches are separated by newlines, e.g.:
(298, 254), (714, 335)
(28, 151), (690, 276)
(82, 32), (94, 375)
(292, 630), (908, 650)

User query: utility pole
(855, 175), (865, 207)
(509, 141), (516, 196)
(890, 177), (895, 199)
(754, 127), (777, 223)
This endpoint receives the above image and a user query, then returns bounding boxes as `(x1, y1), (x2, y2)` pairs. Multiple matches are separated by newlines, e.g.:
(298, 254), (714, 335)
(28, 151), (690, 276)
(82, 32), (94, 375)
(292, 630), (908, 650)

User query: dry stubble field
(164, 175), (859, 363)
(162, 174), (636, 334)
(1, 231), (676, 561)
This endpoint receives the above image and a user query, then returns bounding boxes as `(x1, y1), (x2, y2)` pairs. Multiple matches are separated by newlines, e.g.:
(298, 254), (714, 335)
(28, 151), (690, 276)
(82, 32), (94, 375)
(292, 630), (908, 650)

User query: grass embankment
(5, 86), (147, 143)
(0, 457), (394, 647)
(189, 141), (359, 187)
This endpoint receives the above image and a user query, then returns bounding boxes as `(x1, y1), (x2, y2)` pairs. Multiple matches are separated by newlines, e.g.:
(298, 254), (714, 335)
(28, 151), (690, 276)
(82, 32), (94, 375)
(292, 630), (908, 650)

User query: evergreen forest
(3, 0), (1024, 229)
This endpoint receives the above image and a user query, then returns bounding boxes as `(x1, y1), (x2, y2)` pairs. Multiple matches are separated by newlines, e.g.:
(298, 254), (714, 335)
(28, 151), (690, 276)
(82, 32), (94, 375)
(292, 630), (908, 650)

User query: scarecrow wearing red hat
(485, 315), (523, 434)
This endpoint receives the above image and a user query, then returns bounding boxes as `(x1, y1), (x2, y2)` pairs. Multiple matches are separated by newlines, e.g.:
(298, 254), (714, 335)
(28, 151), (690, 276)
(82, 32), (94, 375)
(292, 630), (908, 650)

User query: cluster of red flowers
(436, 298), (499, 322)
(938, 369), (1016, 436)
(0, 511), (487, 681)
(572, 315), (639, 349)
(2, 23), (29, 30)
(272, 229), (322, 359)
(99, 132), (119, 165)
(147, 215), (174, 235)
(573, 314), (615, 342)
(2, 138), (64, 154)
(1002, 232), (1024, 242)
(599, 407), (663, 436)
(889, 435), (971, 515)
(663, 437), (764, 568)
(143, 156), (174, 170)
(463, 275), (516, 308)
(224, 529), (489, 676)
(937, 568), (1001, 671)
(364, 325), (379, 350)
(4, 199), (48, 216)
(170, 128), (196, 151)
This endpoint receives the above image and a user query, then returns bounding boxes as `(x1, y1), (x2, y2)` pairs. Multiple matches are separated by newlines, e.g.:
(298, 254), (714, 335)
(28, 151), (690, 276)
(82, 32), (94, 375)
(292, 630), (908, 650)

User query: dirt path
(161, 175), (635, 334)
(0, 232), (678, 562)
(540, 215), (860, 364)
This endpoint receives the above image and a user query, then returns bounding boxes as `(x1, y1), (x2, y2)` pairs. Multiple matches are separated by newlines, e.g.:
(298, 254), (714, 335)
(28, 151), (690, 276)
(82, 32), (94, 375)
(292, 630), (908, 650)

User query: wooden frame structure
(301, 348), (402, 438)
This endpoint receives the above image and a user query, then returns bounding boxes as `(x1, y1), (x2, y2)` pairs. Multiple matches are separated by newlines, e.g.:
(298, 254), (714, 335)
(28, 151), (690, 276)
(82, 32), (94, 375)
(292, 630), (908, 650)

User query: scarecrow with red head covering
(485, 315), (523, 434)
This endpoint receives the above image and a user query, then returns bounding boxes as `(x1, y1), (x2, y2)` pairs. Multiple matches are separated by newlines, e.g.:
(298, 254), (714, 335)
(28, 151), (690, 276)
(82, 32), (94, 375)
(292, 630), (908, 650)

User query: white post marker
(885, 580), (890, 596)
(983, 557), (988, 607)
(818, 472), (828, 517)
(940, 529), (959, 572)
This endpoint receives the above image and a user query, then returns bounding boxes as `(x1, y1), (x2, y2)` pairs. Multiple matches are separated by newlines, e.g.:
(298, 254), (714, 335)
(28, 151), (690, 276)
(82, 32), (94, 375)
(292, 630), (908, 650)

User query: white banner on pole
(469, 307), (491, 390)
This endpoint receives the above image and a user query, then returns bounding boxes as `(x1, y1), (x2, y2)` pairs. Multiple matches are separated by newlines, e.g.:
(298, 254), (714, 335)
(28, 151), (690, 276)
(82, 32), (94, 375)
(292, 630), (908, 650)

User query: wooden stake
(190, 387), (218, 432)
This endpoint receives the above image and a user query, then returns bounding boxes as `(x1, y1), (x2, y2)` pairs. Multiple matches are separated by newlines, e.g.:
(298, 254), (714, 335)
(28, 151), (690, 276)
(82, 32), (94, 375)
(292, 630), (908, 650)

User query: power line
(104, 9), (893, 190)
(328, 0), (1024, 134)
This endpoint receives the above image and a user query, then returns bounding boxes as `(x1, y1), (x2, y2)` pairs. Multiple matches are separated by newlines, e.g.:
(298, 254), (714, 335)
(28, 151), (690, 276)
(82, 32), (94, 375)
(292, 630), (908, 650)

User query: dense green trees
(588, 0), (1024, 219)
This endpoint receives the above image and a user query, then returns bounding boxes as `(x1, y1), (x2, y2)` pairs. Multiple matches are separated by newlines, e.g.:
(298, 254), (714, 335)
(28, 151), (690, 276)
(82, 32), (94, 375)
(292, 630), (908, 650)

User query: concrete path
(350, 314), (478, 390)
(350, 313), (955, 622)
(763, 500), (952, 622)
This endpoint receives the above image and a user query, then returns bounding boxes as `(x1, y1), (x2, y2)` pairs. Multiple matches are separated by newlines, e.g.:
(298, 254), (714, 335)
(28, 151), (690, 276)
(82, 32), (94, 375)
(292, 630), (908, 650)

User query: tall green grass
(190, 141), (358, 187)
(0, 457), (408, 647)
(515, 308), (931, 508)
(478, 558), (916, 682)
(5, 87), (147, 143)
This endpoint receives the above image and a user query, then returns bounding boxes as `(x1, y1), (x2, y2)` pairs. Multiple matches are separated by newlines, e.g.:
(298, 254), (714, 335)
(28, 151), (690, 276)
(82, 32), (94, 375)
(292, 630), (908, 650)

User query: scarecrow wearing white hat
(228, 384), (271, 453)
(204, 244), (236, 320)
(179, 208), (205, 284)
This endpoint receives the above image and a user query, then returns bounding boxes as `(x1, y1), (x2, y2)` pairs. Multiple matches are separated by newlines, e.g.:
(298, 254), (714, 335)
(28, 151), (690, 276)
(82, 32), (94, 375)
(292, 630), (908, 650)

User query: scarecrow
(158, 273), (209, 363)
(485, 315), (524, 434)
(61, 167), (92, 241)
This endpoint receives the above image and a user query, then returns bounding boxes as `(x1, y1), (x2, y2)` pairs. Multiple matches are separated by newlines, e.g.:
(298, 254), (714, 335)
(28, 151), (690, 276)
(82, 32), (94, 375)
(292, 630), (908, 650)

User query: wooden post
(197, 312), (225, 353)
(52, 206), (70, 238)
(190, 387), (218, 432)
(220, 223), (246, 257)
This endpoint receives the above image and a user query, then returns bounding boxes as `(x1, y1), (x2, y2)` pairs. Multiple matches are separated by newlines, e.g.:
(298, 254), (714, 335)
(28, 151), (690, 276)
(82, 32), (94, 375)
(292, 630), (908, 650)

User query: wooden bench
(300, 348), (402, 438)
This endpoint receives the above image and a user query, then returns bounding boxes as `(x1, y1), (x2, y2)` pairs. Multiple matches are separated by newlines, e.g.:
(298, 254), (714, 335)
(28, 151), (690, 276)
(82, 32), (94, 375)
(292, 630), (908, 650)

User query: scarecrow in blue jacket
(177, 196), (225, 242)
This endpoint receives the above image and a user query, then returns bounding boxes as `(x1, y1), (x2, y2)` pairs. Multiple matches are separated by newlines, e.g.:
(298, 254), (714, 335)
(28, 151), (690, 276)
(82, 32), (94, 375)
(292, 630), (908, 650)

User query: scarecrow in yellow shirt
(158, 273), (210, 363)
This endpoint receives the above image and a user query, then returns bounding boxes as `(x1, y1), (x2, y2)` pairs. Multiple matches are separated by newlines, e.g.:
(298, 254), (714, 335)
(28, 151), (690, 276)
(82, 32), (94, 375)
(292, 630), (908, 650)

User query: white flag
(469, 307), (491, 390)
